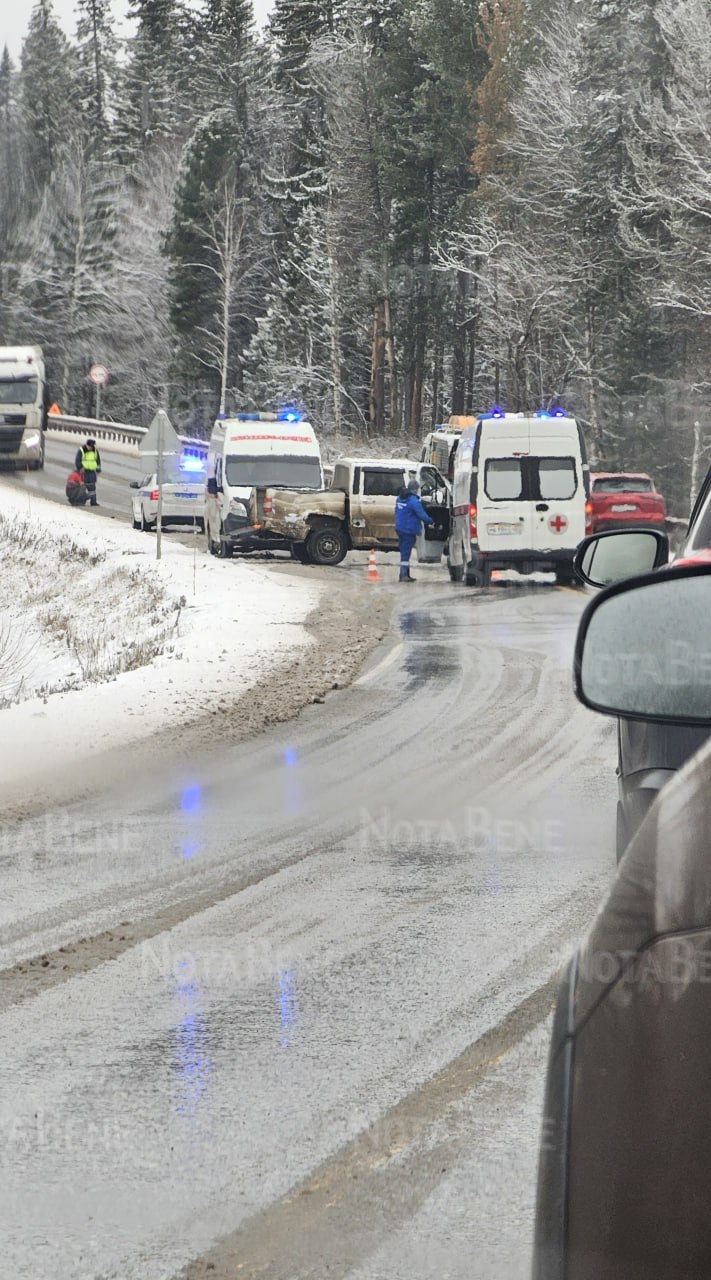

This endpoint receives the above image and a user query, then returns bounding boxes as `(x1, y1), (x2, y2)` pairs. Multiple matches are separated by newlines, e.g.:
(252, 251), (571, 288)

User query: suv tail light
(469, 504), (478, 538)
(150, 489), (159, 501)
(263, 492), (273, 515)
(585, 500), (592, 535)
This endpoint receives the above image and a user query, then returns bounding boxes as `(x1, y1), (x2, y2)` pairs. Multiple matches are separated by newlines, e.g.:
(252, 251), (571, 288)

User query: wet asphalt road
(0, 563), (617, 1278)
(3, 433), (145, 523)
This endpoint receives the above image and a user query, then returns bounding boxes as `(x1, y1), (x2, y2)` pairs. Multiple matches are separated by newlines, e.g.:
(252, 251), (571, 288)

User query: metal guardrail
(47, 413), (208, 453)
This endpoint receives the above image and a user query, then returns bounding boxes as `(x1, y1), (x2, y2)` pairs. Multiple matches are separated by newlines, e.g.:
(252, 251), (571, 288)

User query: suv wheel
(306, 525), (347, 566)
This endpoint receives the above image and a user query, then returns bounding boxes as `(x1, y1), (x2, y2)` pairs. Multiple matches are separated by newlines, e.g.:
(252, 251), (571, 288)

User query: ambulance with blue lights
(447, 409), (589, 587)
(205, 410), (323, 557)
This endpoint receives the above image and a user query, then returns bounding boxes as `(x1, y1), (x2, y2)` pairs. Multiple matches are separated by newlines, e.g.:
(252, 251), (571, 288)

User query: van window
(485, 459), (523, 500)
(362, 468), (403, 497)
(225, 455), (321, 488)
(537, 457), (577, 500)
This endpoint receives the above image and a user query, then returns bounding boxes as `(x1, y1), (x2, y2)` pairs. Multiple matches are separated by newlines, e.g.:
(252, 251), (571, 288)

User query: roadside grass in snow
(0, 514), (182, 706)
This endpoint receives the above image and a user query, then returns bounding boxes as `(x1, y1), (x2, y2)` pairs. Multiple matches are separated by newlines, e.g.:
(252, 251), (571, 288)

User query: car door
(416, 463), (450, 562)
(477, 456), (531, 552)
(352, 467), (404, 546)
(530, 455), (584, 552)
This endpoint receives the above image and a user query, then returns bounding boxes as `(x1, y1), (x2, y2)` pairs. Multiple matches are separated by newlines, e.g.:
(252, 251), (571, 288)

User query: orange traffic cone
(366, 548), (381, 582)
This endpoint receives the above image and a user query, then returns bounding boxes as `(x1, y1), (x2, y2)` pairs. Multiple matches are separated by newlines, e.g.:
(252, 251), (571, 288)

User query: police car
(130, 453), (206, 532)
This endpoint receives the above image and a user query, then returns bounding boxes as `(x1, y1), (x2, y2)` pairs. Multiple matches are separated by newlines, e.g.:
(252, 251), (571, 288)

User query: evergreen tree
(114, 0), (196, 163)
(163, 106), (265, 394)
(20, 0), (78, 196)
(0, 48), (24, 248)
(75, 0), (120, 148)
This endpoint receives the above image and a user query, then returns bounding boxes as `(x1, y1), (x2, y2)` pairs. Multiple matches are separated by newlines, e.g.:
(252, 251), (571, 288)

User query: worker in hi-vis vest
(75, 438), (102, 507)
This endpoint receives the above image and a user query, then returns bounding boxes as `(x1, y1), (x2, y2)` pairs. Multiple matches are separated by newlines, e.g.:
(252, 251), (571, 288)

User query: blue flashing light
(283, 746), (298, 767)
(235, 413), (260, 421)
(481, 406), (505, 420)
(553, 408), (567, 417)
(535, 410), (551, 419)
(217, 412), (226, 420)
(180, 453), (205, 473)
(277, 409), (301, 423)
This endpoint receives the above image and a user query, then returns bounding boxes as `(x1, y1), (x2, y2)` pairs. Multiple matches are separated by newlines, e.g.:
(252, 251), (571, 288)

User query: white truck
(0, 346), (48, 469)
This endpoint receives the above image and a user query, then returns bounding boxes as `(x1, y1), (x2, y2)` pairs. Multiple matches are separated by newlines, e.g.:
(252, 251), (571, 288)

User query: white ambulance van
(205, 411), (323, 557)
(420, 416), (477, 482)
(447, 410), (589, 586)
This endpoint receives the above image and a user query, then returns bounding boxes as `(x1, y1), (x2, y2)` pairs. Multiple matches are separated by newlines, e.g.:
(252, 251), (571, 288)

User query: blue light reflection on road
(181, 784), (202, 815)
(276, 969), (300, 1049)
(172, 976), (213, 1119)
(179, 781), (204, 861)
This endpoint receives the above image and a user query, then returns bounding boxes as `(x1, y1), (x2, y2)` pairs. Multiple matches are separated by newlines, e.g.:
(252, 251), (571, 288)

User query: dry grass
(0, 513), (180, 704)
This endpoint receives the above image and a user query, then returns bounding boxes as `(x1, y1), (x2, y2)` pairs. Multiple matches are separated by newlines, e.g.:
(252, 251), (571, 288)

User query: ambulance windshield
(225, 455), (322, 488)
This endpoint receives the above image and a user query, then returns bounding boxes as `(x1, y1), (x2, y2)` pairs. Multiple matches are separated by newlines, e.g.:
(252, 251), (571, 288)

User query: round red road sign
(89, 364), (109, 386)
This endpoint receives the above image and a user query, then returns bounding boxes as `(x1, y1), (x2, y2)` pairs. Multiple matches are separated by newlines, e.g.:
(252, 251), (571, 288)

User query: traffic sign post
(89, 364), (109, 420)
(139, 410), (182, 561)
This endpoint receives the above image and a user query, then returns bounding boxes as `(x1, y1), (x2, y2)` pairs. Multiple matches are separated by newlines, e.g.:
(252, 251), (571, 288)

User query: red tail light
(263, 493), (273, 515)
(585, 500), (592, 534)
(469, 504), (478, 538)
(150, 489), (159, 501)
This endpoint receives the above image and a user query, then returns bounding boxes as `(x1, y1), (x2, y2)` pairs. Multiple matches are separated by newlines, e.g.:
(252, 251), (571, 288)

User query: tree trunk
(452, 270), (467, 413)
(383, 293), (400, 433)
(369, 300), (386, 435)
(325, 200), (342, 434)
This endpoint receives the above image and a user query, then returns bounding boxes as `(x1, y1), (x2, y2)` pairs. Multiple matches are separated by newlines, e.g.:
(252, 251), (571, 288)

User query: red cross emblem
(548, 513), (568, 534)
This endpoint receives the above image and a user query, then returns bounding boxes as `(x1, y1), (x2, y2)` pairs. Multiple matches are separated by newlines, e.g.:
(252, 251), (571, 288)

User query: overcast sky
(3, 0), (273, 62)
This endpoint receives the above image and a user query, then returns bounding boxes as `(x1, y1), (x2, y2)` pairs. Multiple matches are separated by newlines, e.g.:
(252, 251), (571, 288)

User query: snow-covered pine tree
(74, 0), (121, 149)
(114, 0), (196, 165)
(20, 0), (78, 197)
(0, 48), (24, 252)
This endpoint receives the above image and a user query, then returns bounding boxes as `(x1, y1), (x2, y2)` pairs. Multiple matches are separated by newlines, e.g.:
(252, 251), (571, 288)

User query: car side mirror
(206, 477), (218, 496)
(575, 565), (711, 723)
(574, 528), (669, 587)
(129, 480), (141, 489)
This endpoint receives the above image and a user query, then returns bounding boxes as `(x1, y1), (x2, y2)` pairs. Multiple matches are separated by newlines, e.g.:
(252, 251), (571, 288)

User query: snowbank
(0, 484), (323, 815)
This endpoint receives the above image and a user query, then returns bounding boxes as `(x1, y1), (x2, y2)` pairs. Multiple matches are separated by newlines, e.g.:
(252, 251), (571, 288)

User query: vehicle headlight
(229, 499), (247, 517)
(24, 432), (41, 448)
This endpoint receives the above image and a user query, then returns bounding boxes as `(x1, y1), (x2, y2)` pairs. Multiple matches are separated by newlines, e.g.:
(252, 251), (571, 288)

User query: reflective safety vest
(81, 448), (98, 471)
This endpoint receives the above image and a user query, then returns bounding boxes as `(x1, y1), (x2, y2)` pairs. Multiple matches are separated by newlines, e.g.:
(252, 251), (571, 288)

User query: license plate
(611, 503), (637, 512)
(487, 522), (521, 535)
(176, 491), (198, 499)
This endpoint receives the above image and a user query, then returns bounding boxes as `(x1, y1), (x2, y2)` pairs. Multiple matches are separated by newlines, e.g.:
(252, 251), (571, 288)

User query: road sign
(89, 364), (109, 386)
(139, 410), (182, 456)
(140, 411), (184, 562)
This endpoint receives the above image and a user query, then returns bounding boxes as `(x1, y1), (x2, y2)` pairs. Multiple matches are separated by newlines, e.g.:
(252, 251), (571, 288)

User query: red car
(588, 471), (666, 533)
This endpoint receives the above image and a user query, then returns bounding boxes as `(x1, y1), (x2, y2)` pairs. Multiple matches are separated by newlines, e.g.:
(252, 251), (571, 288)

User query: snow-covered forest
(1, 0), (710, 507)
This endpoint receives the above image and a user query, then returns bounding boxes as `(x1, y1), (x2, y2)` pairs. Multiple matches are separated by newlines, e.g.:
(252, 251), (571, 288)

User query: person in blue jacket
(394, 479), (434, 582)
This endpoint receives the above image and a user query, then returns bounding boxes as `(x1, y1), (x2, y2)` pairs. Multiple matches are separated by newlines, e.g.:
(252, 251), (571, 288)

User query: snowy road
(2, 432), (144, 524)
(0, 579), (616, 1279)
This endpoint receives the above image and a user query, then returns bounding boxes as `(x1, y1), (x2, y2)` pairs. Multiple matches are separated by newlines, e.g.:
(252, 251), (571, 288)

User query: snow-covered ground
(0, 484), (323, 816)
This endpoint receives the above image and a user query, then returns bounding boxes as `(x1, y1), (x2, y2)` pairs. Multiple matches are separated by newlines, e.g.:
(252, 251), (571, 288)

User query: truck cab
(0, 346), (47, 470)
